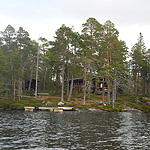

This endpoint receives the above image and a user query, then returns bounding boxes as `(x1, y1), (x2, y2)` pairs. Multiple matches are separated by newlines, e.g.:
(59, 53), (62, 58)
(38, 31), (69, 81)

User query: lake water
(0, 111), (150, 150)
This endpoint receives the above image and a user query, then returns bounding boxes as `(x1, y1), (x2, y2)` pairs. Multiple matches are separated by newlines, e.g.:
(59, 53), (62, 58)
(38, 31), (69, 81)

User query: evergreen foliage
(0, 18), (149, 108)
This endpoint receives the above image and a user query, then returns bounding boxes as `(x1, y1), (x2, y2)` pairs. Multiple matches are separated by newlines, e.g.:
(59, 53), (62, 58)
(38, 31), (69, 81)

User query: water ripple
(0, 111), (149, 150)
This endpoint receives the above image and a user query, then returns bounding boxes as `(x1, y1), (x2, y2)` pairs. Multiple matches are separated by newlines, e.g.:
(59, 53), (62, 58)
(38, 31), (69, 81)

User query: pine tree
(1, 25), (16, 59)
(103, 20), (119, 105)
(81, 18), (103, 104)
(16, 27), (31, 97)
(39, 37), (49, 91)
(130, 33), (146, 95)
(146, 49), (150, 94)
(67, 31), (81, 101)
(0, 49), (7, 94)
(26, 40), (38, 91)
(51, 25), (73, 101)
(12, 53), (22, 101)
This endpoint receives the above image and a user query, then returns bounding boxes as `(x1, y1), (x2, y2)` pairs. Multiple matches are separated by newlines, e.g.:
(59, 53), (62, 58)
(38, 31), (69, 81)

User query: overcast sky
(0, 0), (150, 50)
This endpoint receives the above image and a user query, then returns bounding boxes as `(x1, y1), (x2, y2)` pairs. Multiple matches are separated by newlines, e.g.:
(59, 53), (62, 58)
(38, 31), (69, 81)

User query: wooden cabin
(69, 78), (83, 92)
(25, 79), (39, 91)
(92, 76), (108, 94)
(69, 76), (108, 93)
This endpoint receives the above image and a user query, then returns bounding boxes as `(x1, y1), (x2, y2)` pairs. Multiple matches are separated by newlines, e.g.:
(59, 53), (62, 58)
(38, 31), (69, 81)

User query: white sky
(0, 0), (150, 50)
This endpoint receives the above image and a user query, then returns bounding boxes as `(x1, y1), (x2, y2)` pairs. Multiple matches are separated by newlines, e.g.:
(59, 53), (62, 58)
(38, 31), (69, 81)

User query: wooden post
(49, 109), (53, 112)
(25, 108), (33, 112)
(54, 109), (63, 113)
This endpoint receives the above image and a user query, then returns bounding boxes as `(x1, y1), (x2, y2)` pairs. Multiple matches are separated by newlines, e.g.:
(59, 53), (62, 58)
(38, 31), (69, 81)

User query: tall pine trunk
(112, 78), (116, 109)
(28, 57), (34, 91)
(112, 87), (115, 109)
(67, 48), (76, 101)
(43, 66), (47, 91)
(13, 78), (15, 101)
(83, 83), (86, 105)
(135, 63), (138, 95)
(67, 69), (69, 97)
(56, 65), (60, 94)
(61, 55), (65, 102)
(87, 81), (91, 98)
(107, 85), (110, 104)
(83, 56), (87, 105)
(68, 73), (74, 101)
(18, 80), (20, 102)
(107, 77), (110, 104)
(114, 78), (117, 100)
(142, 77), (146, 94)
(102, 78), (105, 103)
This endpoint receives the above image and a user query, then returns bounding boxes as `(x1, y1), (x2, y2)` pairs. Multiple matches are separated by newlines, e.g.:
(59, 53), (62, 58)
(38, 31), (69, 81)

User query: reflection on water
(0, 111), (150, 150)
(117, 113), (150, 150)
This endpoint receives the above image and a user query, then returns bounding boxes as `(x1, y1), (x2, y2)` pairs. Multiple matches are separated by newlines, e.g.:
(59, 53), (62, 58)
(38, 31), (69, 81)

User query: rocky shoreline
(0, 106), (145, 113)
(0, 95), (150, 113)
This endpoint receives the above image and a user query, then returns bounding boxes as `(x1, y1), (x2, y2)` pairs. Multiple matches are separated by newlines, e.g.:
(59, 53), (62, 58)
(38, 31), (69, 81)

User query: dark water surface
(0, 111), (150, 150)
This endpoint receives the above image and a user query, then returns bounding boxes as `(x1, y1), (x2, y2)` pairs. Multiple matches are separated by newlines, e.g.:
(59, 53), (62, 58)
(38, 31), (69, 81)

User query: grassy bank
(0, 93), (150, 112)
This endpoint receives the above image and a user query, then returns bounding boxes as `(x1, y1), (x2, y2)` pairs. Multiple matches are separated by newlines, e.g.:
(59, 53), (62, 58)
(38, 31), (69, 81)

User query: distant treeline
(0, 17), (149, 106)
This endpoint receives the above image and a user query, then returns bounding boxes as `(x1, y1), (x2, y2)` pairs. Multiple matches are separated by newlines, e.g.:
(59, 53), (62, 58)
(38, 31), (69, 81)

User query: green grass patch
(76, 105), (90, 109)
(0, 94), (150, 112)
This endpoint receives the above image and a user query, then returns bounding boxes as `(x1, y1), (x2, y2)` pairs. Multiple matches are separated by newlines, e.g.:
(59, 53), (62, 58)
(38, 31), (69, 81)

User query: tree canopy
(0, 18), (149, 107)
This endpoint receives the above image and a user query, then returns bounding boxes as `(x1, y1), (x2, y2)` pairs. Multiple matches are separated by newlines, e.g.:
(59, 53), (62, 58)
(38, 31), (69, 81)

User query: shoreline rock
(88, 108), (104, 112)
(142, 97), (150, 101)
(121, 108), (142, 113)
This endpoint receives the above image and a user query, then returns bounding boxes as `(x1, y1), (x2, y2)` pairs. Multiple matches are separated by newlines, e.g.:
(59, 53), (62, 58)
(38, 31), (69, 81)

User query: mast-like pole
(35, 43), (40, 98)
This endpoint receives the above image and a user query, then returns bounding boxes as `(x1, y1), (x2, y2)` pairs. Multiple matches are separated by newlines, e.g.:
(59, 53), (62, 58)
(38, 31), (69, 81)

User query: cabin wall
(69, 77), (107, 93)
